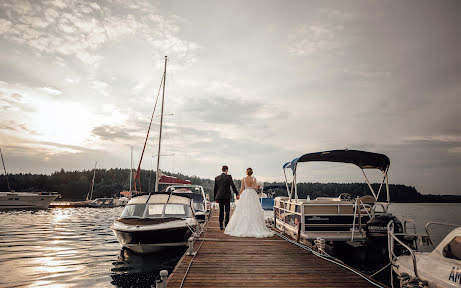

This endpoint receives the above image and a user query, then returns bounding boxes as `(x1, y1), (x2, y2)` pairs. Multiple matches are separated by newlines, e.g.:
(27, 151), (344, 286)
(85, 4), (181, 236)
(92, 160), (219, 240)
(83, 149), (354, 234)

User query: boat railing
(276, 198), (377, 241)
(387, 220), (420, 278)
(424, 222), (460, 248)
(351, 199), (376, 241)
(403, 219), (417, 235)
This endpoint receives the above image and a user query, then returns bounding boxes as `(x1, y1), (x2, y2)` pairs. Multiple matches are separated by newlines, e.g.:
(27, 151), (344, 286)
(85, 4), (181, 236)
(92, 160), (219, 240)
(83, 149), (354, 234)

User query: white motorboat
(0, 191), (60, 210)
(111, 193), (198, 253)
(165, 185), (209, 223)
(1, 149), (60, 210)
(388, 221), (461, 287)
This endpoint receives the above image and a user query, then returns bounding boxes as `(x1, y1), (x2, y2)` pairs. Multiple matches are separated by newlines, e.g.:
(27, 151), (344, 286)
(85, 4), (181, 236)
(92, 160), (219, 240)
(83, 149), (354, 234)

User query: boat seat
(357, 195), (376, 213)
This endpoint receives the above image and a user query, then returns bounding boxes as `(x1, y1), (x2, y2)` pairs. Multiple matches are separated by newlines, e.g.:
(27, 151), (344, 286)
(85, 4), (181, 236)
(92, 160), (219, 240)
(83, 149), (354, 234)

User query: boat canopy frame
(282, 149), (390, 202)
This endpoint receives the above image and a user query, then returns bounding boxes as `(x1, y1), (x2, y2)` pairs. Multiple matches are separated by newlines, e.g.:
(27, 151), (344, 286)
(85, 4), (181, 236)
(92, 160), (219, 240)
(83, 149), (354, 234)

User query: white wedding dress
(224, 176), (274, 238)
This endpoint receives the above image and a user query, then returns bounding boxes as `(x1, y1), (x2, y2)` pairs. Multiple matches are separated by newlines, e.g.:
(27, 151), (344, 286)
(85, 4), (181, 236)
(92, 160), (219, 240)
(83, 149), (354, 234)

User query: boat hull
(111, 219), (196, 254)
(0, 192), (59, 210)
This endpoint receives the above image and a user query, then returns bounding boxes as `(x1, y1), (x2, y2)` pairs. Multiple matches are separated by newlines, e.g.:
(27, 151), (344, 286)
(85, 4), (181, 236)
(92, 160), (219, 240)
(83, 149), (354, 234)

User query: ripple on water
(0, 207), (185, 287)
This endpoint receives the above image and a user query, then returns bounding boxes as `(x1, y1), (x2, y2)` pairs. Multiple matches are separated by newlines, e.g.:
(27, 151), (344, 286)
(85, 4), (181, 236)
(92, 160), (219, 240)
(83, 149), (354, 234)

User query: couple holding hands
(213, 165), (274, 238)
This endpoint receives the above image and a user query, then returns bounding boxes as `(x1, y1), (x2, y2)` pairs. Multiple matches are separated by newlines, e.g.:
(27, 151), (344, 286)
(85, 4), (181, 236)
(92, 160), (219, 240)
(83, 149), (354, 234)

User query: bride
(224, 168), (274, 238)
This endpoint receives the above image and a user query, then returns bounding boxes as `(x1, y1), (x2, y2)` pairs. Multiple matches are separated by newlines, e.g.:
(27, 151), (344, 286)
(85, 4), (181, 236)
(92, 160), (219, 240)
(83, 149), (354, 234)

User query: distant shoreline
(2, 169), (461, 202)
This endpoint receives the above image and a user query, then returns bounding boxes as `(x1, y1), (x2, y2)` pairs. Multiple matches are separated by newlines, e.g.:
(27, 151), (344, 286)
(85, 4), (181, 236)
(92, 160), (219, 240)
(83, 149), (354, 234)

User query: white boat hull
(394, 252), (461, 288)
(0, 192), (59, 210)
(111, 217), (197, 254)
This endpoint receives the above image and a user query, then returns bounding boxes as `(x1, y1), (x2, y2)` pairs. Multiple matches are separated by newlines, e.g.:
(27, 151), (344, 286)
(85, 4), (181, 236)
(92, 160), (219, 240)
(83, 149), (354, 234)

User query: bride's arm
(253, 177), (259, 189)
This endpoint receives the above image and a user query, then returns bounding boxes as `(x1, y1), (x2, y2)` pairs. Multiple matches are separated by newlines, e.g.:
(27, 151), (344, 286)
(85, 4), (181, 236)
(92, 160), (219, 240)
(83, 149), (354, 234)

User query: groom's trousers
(218, 199), (231, 228)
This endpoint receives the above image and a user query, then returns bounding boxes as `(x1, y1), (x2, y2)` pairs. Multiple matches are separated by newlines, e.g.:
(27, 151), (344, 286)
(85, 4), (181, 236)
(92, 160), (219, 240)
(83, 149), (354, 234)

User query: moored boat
(165, 185), (209, 223)
(0, 191), (60, 210)
(388, 221), (461, 287)
(111, 193), (198, 253)
(89, 197), (128, 207)
(274, 149), (411, 274)
(112, 56), (199, 254)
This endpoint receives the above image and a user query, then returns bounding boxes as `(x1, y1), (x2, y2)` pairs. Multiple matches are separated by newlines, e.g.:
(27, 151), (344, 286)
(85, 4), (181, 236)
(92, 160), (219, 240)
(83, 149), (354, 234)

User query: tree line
(1, 168), (460, 203)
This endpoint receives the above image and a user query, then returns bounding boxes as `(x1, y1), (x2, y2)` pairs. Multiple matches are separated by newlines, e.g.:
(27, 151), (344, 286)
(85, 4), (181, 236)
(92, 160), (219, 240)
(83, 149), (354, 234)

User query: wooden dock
(167, 209), (380, 288)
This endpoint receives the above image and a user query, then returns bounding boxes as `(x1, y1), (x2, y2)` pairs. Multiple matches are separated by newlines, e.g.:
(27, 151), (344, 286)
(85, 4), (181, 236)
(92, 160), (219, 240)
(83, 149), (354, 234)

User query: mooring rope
(273, 230), (386, 288)
(370, 262), (392, 277)
(177, 210), (386, 288)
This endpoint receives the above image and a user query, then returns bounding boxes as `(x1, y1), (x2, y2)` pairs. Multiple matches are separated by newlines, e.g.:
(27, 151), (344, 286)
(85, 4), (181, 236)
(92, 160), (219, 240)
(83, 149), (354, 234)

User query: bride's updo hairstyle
(246, 168), (253, 176)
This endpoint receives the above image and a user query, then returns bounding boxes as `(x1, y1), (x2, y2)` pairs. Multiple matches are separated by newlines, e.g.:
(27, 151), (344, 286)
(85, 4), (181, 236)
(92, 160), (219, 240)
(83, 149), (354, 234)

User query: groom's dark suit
(213, 172), (238, 229)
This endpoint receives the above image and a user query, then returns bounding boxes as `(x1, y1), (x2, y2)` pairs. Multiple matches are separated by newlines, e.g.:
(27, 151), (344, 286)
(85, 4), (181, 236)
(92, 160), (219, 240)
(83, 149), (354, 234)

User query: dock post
(296, 222), (302, 243)
(155, 270), (168, 288)
(187, 237), (196, 256)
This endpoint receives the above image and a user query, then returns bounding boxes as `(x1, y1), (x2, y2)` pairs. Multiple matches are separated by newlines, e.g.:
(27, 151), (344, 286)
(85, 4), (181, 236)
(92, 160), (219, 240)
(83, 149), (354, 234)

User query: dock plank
(168, 208), (379, 288)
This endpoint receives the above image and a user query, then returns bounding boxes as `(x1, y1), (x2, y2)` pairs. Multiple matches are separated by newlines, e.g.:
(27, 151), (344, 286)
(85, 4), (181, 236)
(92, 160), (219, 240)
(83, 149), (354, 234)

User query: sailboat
(111, 56), (199, 253)
(120, 147), (135, 199)
(74, 162), (127, 208)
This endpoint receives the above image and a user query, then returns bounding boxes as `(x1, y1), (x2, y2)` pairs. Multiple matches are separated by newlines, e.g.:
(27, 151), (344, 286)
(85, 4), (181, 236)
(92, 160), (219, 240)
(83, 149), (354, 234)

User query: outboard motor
(364, 214), (404, 271)
(366, 213), (403, 239)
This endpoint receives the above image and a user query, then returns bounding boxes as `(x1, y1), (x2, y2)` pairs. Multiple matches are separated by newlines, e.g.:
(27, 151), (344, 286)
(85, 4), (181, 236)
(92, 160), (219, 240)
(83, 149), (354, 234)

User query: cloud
(92, 124), (131, 140)
(0, 119), (36, 134)
(0, 0), (198, 65)
(0, 88), (35, 112)
(39, 86), (62, 96)
(289, 23), (348, 56)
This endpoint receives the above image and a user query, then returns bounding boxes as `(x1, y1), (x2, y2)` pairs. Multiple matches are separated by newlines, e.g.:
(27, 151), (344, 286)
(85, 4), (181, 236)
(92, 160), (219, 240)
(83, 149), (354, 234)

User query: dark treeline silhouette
(1, 169), (460, 203)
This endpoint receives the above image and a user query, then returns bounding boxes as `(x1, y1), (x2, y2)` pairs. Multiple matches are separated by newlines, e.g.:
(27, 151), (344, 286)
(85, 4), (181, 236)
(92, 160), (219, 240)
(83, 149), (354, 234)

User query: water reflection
(111, 247), (186, 287)
(1, 203), (459, 287)
(0, 207), (185, 287)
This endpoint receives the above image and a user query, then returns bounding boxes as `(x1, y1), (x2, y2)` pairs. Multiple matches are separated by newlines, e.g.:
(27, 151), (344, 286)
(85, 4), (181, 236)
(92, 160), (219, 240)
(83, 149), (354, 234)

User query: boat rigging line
(147, 55), (167, 204)
(131, 63), (165, 193)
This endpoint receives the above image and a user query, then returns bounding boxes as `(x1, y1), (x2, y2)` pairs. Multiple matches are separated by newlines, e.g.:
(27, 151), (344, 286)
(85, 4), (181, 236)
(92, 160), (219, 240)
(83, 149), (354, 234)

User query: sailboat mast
(87, 161), (97, 200)
(129, 147), (133, 192)
(155, 56), (167, 193)
(0, 148), (11, 191)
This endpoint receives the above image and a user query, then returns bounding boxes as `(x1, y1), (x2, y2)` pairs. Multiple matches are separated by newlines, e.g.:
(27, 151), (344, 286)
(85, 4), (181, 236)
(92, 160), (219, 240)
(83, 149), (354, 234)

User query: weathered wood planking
(167, 209), (379, 288)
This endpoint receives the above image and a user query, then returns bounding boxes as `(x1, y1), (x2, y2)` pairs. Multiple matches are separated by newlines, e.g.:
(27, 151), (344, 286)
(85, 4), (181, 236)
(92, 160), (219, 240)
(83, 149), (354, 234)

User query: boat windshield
(121, 204), (147, 218)
(192, 201), (205, 212)
(146, 204), (193, 218)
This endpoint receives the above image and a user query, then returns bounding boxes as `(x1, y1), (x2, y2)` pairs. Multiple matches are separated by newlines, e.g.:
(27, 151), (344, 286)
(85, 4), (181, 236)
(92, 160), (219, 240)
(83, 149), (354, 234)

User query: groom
(213, 165), (238, 230)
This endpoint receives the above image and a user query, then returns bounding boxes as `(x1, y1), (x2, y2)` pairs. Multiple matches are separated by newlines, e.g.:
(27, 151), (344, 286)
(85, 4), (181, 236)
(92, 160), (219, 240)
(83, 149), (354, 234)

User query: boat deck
(167, 208), (379, 287)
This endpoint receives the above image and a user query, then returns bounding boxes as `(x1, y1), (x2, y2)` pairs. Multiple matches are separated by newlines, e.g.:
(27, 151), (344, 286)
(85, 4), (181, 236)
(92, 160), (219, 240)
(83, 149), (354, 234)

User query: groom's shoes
(220, 226), (224, 230)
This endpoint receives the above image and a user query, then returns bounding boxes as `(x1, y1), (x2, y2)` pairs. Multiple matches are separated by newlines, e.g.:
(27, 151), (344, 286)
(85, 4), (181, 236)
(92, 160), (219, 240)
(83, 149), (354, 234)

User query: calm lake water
(0, 203), (460, 287)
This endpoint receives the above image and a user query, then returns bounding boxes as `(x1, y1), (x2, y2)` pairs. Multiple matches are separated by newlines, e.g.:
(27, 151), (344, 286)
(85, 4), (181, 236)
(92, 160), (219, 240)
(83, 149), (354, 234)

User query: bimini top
(283, 149), (390, 173)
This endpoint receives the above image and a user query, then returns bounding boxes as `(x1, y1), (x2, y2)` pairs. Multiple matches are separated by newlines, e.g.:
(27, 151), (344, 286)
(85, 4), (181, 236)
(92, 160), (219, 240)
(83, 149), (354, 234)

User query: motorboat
(274, 149), (410, 273)
(0, 148), (60, 210)
(388, 221), (461, 287)
(0, 191), (60, 210)
(111, 193), (198, 253)
(89, 197), (128, 207)
(165, 185), (209, 223)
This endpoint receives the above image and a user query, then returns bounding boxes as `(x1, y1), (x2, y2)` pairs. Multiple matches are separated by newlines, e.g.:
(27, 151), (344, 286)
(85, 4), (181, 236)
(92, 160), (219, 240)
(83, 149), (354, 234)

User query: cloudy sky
(1, 0), (460, 195)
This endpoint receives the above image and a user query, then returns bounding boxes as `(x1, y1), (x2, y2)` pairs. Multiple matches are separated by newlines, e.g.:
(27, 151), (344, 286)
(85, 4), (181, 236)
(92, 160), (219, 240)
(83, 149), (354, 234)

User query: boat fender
(398, 272), (428, 288)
